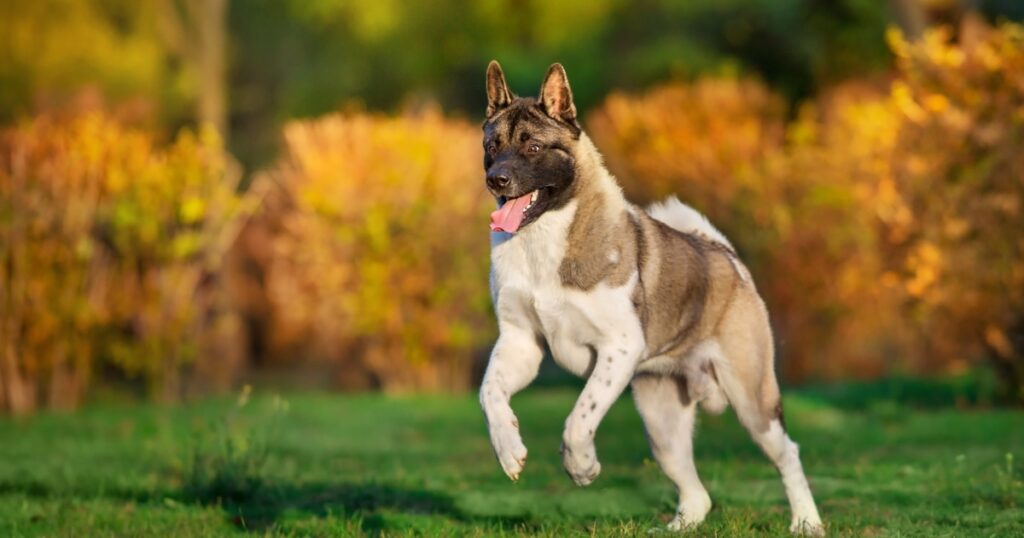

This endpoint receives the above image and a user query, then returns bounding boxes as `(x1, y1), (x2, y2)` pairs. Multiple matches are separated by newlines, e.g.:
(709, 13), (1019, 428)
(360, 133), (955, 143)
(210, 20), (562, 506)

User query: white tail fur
(645, 196), (733, 249)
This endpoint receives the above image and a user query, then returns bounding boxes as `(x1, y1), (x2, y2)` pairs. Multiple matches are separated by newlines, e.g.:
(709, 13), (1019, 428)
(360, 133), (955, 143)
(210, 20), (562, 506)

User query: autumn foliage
(3, 21), (1024, 412)
(590, 78), (787, 216)
(591, 21), (1024, 400)
(887, 22), (1024, 400)
(0, 114), (248, 413)
(234, 108), (494, 391)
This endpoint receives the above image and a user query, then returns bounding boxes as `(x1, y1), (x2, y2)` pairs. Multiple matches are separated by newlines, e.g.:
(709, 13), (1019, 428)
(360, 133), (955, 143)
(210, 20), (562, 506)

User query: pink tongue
(490, 192), (534, 233)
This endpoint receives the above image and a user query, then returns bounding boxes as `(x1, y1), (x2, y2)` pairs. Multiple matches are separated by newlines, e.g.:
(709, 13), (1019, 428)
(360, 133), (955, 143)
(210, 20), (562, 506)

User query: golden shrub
(590, 21), (1024, 397)
(887, 21), (1024, 399)
(753, 86), (911, 381)
(0, 112), (247, 413)
(589, 77), (786, 217)
(245, 107), (493, 391)
(591, 77), (905, 381)
(6, 21), (1023, 408)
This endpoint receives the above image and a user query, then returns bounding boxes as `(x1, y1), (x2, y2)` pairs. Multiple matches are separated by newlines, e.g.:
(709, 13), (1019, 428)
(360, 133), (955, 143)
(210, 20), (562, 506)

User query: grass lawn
(0, 384), (1021, 537)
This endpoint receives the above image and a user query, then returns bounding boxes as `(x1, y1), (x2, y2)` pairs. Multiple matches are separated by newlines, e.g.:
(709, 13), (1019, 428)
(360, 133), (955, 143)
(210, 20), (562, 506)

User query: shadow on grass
(791, 372), (1001, 410)
(0, 477), (536, 534)
(181, 479), (537, 534)
(0, 478), (162, 505)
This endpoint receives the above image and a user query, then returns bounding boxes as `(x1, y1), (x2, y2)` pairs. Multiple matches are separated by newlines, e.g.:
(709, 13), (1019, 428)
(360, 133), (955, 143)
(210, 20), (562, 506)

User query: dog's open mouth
(490, 190), (539, 233)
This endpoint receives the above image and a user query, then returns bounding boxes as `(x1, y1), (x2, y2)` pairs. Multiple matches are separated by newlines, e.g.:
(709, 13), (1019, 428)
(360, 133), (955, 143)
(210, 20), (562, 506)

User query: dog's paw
(789, 518), (825, 537)
(666, 492), (712, 530)
(489, 423), (528, 481)
(665, 516), (693, 532)
(560, 441), (601, 486)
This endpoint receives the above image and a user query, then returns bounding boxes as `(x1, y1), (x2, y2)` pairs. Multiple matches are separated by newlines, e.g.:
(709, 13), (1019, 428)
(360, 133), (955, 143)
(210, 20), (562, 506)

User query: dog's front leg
(561, 336), (643, 486)
(480, 324), (544, 481)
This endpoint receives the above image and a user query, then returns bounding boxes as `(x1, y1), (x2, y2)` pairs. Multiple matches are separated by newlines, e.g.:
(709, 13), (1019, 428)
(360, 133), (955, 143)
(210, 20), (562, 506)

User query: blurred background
(3, 0), (1024, 414)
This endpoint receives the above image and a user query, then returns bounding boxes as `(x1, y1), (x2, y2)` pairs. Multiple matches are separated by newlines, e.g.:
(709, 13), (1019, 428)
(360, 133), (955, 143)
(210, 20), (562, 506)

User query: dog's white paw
(666, 492), (712, 531)
(489, 422), (528, 481)
(790, 518), (825, 537)
(665, 516), (692, 532)
(560, 441), (601, 486)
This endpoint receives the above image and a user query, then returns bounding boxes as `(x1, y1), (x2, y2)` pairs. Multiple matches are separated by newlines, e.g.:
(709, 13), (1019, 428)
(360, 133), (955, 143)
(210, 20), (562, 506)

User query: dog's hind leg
(631, 374), (712, 530)
(714, 306), (823, 536)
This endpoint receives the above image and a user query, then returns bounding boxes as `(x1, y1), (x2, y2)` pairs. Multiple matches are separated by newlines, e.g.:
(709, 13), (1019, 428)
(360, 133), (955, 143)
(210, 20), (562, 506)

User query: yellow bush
(591, 77), (905, 381)
(591, 21), (1024, 397)
(887, 22), (1024, 399)
(5, 21), (1022, 408)
(589, 78), (786, 216)
(753, 85), (911, 381)
(0, 112), (246, 413)
(244, 107), (493, 391)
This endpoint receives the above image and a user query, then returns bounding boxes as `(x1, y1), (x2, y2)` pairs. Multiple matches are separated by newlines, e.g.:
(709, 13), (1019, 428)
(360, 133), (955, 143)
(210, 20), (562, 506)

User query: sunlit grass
(0, 384), (1021, 536)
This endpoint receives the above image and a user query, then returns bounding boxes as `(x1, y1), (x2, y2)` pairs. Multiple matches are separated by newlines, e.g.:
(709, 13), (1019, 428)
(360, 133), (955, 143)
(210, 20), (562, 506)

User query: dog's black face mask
(483, 61), (581, 233)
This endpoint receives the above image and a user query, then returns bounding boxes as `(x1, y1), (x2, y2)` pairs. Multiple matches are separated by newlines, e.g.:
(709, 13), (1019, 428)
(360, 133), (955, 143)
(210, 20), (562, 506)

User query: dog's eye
(528, 144), (541, 153)
(487, 144), (497, 156)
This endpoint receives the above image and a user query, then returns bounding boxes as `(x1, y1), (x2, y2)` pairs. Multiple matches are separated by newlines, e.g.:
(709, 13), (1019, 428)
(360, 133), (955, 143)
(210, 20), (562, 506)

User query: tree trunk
(192, 0), (228, 139)
(1, 342), (36, 415)
(158, 0), (230, 139)
(45, 342), (86, 411)
(889, 0), (927, 41)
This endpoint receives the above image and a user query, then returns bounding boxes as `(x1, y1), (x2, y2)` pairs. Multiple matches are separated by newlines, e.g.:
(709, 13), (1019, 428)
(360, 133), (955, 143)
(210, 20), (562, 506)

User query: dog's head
(483, 61), (581, 233)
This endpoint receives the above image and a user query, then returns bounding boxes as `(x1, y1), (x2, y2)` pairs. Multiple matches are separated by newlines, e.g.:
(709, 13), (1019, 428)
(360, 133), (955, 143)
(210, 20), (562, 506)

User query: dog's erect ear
(539, 63), (577, 124)
(486, 60), (512, 118)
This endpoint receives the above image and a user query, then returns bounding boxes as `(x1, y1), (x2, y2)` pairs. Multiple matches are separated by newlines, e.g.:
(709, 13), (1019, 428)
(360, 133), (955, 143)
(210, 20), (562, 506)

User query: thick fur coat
(479, 62), (823, 535)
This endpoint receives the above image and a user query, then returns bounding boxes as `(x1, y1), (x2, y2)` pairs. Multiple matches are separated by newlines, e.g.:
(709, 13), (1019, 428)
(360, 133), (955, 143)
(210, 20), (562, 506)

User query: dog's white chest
(491, 203), (642, 377)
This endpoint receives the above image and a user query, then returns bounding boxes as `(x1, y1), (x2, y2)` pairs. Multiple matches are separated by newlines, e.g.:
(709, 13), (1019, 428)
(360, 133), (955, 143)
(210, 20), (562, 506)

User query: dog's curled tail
(645, 196), (733, 249)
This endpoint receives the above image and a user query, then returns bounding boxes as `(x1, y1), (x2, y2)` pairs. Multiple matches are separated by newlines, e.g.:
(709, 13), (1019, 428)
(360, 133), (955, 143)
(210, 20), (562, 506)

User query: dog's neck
(569, 133), (630, 219)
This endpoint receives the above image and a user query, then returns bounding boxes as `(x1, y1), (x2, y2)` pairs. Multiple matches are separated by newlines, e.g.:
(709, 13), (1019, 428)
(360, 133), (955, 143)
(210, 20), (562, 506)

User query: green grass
(0, 385), (1021, 537)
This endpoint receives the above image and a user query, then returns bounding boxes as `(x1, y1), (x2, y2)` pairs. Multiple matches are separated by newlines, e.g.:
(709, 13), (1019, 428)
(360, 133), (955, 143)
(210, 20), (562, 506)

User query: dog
(478, 61), (824, 535)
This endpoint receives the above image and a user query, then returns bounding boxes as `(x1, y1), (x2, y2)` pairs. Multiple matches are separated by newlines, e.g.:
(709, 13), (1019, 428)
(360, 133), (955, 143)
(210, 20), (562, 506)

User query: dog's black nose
(486, 173), (510, 190)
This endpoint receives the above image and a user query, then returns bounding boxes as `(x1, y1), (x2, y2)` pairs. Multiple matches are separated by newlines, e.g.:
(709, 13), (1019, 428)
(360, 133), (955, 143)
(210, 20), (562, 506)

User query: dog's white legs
(561, 335), (643, 486)
(714, 339), (824, 536)
(480, 324), (544, 481)
(631, 375), (712, 530)
(749, 419), (824, 536)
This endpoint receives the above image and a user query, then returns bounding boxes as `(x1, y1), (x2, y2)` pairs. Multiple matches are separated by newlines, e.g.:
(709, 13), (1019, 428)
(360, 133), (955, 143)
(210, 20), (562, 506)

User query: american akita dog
(478, 61), (824, 535)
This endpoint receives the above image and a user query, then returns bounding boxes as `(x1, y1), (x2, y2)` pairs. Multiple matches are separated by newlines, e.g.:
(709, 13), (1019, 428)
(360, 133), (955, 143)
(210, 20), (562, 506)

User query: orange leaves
(890, 23), (1024, 397)
(0, 111), (245, 411)
(592, 22), (1024, 391)
(6, 19), (1024, 408)
(904, 242), (942, 299)
(242, 107), (493, 391)
(592, 77), (903, 381)
(589, 78), (785, 214)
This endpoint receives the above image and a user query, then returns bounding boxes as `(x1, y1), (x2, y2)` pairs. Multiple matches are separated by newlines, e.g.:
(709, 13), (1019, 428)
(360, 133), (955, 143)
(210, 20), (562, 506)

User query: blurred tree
(236, 108), (494, 391)
(890, 0), (930, 39)
(888, 21), (1024, 402)
(0, 0), (186, 123)
(157, 0), (230, 138)
(591, 20), (1024, 402)
(225, 0), (898, 168)
(0, 112), (249, 413)
(7, 0), (1024, 170)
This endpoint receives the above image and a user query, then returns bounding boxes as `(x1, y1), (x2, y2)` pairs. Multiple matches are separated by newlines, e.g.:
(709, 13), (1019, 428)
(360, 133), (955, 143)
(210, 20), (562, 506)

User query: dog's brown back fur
(551, 134), (781, 431)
